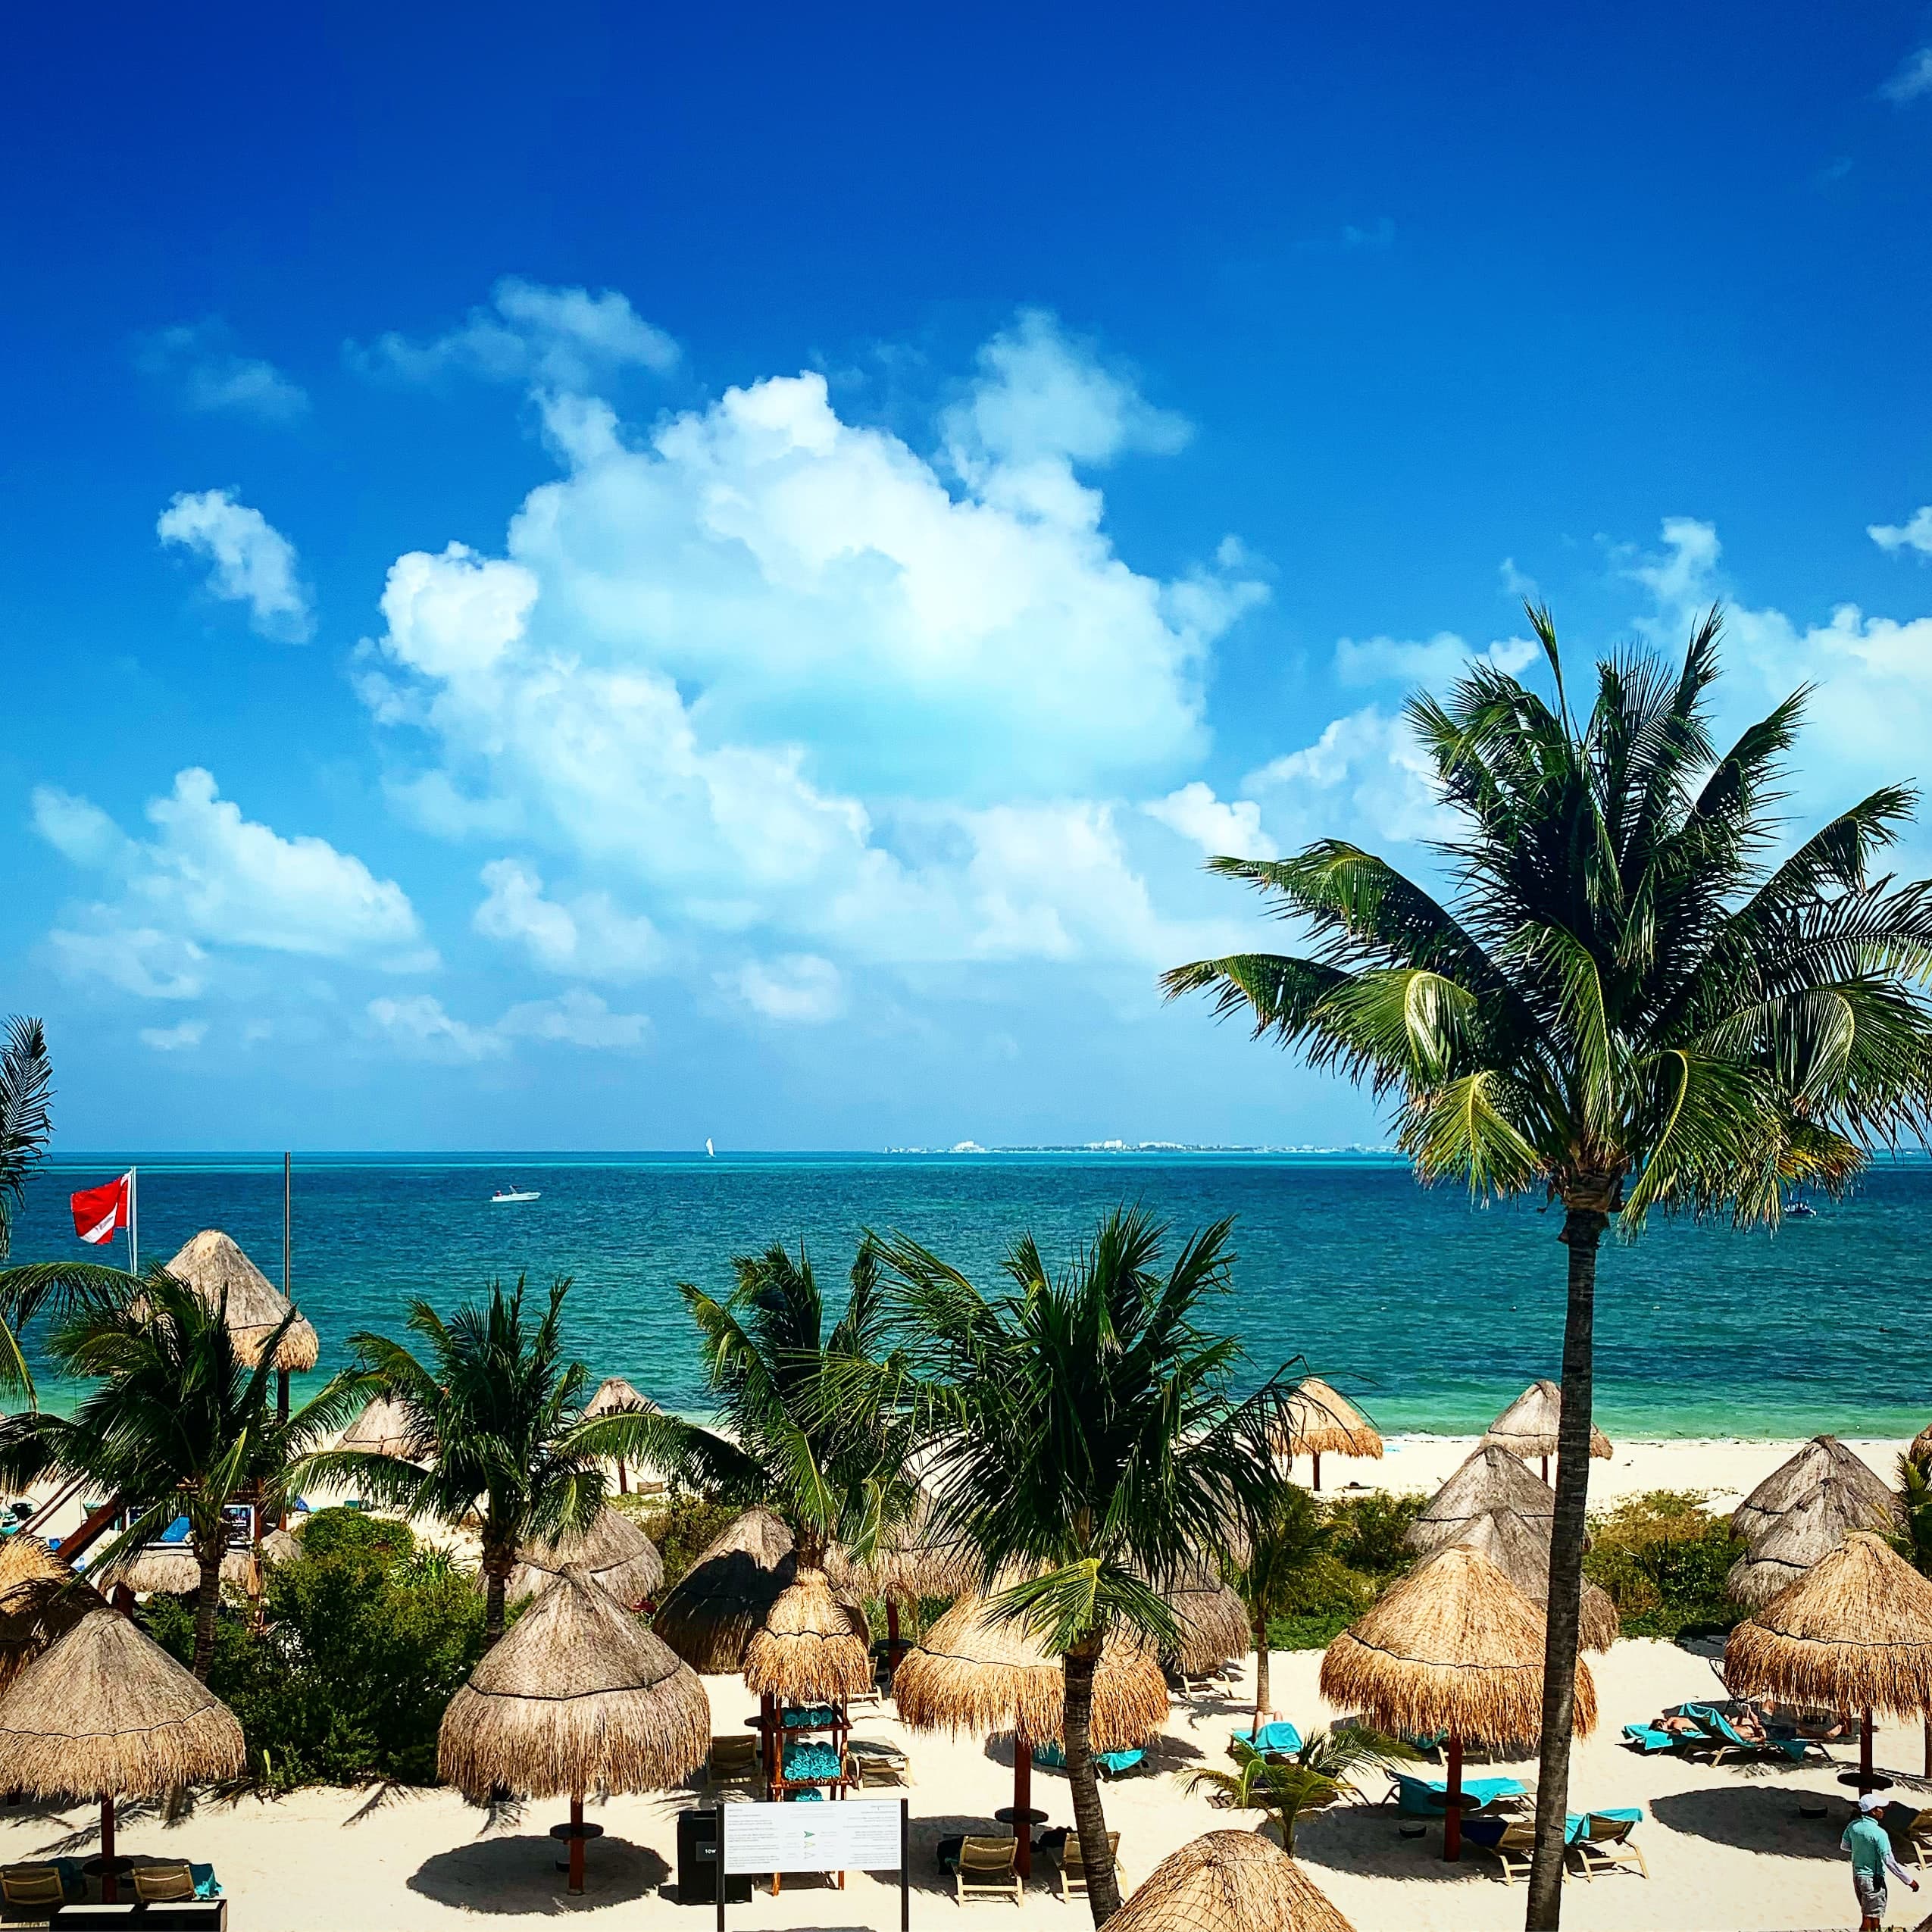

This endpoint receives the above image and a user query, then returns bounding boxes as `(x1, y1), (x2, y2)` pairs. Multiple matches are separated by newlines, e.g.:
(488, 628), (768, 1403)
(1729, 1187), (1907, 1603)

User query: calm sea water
(6, 1152), (1928, 1442)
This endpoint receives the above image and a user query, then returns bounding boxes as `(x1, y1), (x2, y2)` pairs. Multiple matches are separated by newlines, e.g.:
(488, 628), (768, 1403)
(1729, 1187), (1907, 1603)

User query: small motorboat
(490, 1186), (541, 1204)
(1784, 1199), (1817, 1219)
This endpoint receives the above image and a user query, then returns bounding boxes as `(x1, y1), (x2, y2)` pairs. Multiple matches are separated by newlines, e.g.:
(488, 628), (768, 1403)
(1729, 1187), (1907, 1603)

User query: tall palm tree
(1897, 1444), (1932, 1776)
(1164, 608), (1932, 1928)
(0, 1271), (355, 1677)
(653, 1239), (923, 1570)
(303, 1276), (642, 1646)
(1235, 1477), (1328, 1737)
(868, 1208), (1288, 1926)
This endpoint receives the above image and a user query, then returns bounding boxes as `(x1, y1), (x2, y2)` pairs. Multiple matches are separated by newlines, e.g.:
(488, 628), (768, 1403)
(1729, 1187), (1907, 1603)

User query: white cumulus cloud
(727, 955), (846, 1024)
(367, 988), (648, 1058)
(1143, 783), (1277, 860)
(1243, 707), (1452, 852)
(157, 489), (314, 642)
(1334, 631), (1538, 686)
(139, 1020), (207, 1053)
(473, 859), (662, 980)
(137, 321), (308, 422)
(1870, 507), (1932, 557)
(498, 988), (650, 1048)
(33, 769), (430, 993)
(353, 277), (680, 392)
(367, 994), (508, 1063)
(1882, 46), (1932, 102)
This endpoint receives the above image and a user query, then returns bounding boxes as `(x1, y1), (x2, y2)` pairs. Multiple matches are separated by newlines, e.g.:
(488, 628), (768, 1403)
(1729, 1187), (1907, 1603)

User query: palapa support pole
(99, 1794), (117, 1903)
(1013, 1739), (1033, 1878)
(1862, 1710), (1876, 1792)
(1311, 1450), (1323, 1493)
(885, 1597), (902, 1668)
(1443, 1733), (1463, 1862)
(1540, 1455), (1550, 1483)
(568, 1793), (585, 1894)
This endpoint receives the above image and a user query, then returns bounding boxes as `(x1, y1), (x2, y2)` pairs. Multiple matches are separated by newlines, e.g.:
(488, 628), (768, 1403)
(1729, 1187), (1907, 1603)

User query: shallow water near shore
(9, 1151), (1928, 1440)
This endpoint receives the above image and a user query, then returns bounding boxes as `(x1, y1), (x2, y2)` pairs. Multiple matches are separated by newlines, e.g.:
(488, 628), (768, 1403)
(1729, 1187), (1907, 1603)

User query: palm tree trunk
(1524, 1196), (1608, 1931)
(1062, 1640), (1121, 1925)
(484, 1566), (508, 1648)
(1252, 1615), (1270, 1732)
(1923, 1712), (1930, 1780)
(191, 1549), (223, 1680)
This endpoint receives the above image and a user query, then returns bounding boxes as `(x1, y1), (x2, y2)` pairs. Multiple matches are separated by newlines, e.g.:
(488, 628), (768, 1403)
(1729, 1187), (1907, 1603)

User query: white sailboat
(705, 1137), (715, 1158)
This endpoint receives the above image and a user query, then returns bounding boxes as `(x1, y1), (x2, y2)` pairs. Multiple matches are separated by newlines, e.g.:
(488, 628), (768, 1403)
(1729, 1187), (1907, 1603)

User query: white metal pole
(129, 1168), (139, 1276)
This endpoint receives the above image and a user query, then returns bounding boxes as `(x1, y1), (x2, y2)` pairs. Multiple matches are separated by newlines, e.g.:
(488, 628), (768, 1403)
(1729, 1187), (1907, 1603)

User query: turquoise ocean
(7, 1152), (1928, 1441)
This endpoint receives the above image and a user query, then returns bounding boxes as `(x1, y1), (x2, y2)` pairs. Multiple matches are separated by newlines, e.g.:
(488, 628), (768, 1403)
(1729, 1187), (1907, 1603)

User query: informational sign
(721, 1798), (904, 1874)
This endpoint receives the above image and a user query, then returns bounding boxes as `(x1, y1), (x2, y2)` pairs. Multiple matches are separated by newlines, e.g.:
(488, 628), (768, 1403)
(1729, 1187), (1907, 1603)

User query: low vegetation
(1265, 1492), (1428, 1649)
(1582, 1490), (1743, 1639)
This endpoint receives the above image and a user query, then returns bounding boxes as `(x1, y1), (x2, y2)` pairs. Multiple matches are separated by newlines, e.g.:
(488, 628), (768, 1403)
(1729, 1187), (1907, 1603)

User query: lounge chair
(1571, 1809), (1646, 1880)
(1464, 1818), (1540, 1884)
(1678, 1702), (1824, 1765)
(2, 1862), (82, 1915)
(1029, 1742), (1144, 1776)
(845, 1746), (909, 1790)
(1619, 1721), (1680, 1754)
(1882, 1803), (1932, 1866)
(1389, 1771), (1527, 1817)
(1059, 1831), (1121, 1902)
(706, 1733), (761, 1790)
(954, 1836), (1022, 1905)
(1229, 1721), (1303, 1758)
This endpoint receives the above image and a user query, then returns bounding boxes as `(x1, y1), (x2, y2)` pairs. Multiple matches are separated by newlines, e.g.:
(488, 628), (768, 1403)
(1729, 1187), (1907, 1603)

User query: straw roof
(95, 1542), (256, 1596)
(1320, 1543), (1596, 1749)
(258, 1527), (302, 1570)
(1275, 1378), (1383, 1462)
(337, 1393), (424, 1460)
(1162, 1565), (1253, 1676)
(1448, 1510), (1619, 1652)
(159, 1230), (320, 1372)
(0, 1604), (245, 1799)
(827, 1490), (983, 1605)
(651, 1506), (796, 1673)
(1726, 1532), (1932, 1718)
(893, 1590), (1170, 1750)
(502, 1505), (664, 1608)
(742, 1567), (875, 1702)
(439, 1566), (709, 1803)
(0, 1540), (102, 1693)
(1407, 1446), (1554, 1556)
(583, 1376), (657, 1418)
(1480, 1380), (1612, 1462)
(1731, 1436), (1901, 1544)
(1728, 1474), (1906, 1608)
(1107, 1830), (1357, 1932)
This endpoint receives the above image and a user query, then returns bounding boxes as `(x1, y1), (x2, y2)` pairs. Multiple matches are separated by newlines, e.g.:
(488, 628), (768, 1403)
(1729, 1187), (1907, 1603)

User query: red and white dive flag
(70, 1171), (133, 1246)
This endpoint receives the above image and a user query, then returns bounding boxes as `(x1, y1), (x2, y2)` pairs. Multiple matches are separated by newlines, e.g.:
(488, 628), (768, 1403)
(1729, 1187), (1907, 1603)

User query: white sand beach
(3, 1433), (1923, 1932)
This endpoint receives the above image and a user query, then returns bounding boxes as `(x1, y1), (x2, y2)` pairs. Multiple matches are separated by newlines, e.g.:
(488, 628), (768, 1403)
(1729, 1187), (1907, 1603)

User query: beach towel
(1232, 1721), (1303, 1756)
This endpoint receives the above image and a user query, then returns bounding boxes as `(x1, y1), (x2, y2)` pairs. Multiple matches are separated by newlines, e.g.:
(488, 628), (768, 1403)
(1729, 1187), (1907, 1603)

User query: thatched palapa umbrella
(1480, 1380), (1612, 1482)
(1407, 1446), (1553, 1556)
(502, 1505), (664, 1609)
(336, 1391), (424, 1461)
(652, 1506), (796, 1673)
(0, 1605), (245, 1901)
(1727, 1475), (1905, 1608)
(1275, 1378), (1383, 1493)
(581, 1377), (658, 1493)
(95, 1537), (256, 1597)
(744, 1568), (872, 1704)
(1912, 1421), (1932, 1466)
(827, 1489), (981, 1668)
(1106, 1829), (1357, 1932)
(1730, 1436), (1900, 1544)
(0, 1538), (102, 1693)
(161, 1229), (319, 1423)
(1449, 1510), (1619, 1652)
(1161, 1564), (1252, 1678)
(895, 1590), (1169, 1879)
(1321, 1543), (1596, 1861)
(1726, 1531), (1932, 1792)
(441, 1566), (708, 1893)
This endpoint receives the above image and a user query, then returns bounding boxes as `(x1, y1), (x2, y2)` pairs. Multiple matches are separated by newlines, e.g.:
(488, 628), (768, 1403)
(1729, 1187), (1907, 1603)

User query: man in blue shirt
(1843, 1791), (1920, 1930)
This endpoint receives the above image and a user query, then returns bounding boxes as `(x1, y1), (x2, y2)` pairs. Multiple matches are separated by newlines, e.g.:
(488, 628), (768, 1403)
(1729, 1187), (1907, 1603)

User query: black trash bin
(676, 1807), (752, 1905)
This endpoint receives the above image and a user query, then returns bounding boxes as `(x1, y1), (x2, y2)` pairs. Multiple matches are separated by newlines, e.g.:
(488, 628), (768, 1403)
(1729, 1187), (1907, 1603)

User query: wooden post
(1443, 1733), (1463, 1862)
(1862, 1710), (1876, 1791)
(1540, 1455), (1550, 1483)
(1311, 1450), (1323, 1493)
(885, 1597), (902, 1668)
(1014, 1739), (1033, 1878)
(100, 1794), (117, 1903)
(567, 1793), (585, 1894)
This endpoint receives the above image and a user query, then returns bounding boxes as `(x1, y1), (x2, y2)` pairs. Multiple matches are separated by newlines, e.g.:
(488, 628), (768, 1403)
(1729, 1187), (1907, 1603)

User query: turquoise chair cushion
(1232, 1721), (1302, 1755)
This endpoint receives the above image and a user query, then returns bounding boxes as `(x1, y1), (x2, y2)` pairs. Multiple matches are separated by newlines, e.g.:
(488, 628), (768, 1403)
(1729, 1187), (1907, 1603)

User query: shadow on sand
(408, 1834), (671, 1913)
(1649, 1783), (1849, 1861)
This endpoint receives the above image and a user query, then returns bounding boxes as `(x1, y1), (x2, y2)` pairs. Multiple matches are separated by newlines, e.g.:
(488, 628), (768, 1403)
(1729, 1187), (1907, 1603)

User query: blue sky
(8, 2), (1932, 1152)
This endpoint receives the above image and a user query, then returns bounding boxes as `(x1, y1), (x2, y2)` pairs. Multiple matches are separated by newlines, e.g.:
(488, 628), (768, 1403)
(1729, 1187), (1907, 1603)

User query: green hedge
(1583, 1490), (1743, 1639)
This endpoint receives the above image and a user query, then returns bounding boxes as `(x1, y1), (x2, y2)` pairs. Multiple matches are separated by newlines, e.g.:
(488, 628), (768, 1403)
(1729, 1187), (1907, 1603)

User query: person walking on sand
(1844, 1791), (1920, 1930)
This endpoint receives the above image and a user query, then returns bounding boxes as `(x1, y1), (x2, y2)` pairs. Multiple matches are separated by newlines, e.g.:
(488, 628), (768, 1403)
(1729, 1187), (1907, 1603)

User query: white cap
(1860, 1791), (1886, 1812)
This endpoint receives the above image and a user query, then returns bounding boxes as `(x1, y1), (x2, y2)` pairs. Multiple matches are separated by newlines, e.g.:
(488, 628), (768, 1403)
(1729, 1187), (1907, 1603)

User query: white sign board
(721, 1799), (903, 1874)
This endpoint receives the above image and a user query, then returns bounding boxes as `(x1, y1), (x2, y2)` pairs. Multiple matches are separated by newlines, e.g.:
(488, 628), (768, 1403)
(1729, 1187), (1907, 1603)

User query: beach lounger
(954, 1836), (1022, 1905)
(1620, 1721), (1680, 1754)
(1882, 1803), (1932, 1866)
(1390, 1772), (1527, 1817)
(1058, 1831), (1120, 1902)
(706, 1733), (761, 1790)
(1679, 1702), (1822, 1764)
(1571, 1809), (1646, 1880)
(1230, 1721), (1303, 1759)
(2, 1862), (82, 1915)
(1464, 1818), (1540, 1884)
(845, 1747), (909, 1790)
(1095, 1748), (1146, 1778)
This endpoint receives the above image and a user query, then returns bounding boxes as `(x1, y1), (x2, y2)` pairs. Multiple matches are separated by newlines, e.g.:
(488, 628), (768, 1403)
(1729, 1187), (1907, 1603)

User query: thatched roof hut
(159, 1230), (320, 1372)
(1161, 1564), (1253, 1677)
(0, 1539), (102, 1693)
(827, 1490), (983, 1605)
(502, 1505), (664, 1609)
(1726, 1532), (1932, 1722)
(258, 1527), (302, 1570)
(1449, 1511), (1619, 1652)
(651, 1506), (796, 1673)
(336, 1392), (424, 1460)
(95, 1540), (255, 1597)
(0, 1603), (245, 1799)
(1407, 1446), (1554, 1556)
(1321, 1543), (1596, 1749)
(1107, 1830), (1356, 1932)
(583, 1376), (655, 1418)
(1480, 1380), (1612, 1467)
(439, 1567), (709, 1805)
(1276, 1378), (1383, 1462)
(893, 1590), (1169, 1750)
(1728, 1475), (1906, 1608)
(743, 1567), (874, 1702)
(1731, 1436), (1900, 1545)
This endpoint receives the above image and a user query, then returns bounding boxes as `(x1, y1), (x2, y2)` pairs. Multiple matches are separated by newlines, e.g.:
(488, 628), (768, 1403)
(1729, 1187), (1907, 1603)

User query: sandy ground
(5, 1433), (1921, 1930)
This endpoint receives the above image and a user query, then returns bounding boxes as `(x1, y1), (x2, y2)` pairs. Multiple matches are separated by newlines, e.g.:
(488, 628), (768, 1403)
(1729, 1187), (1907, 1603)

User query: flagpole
(129, 1167), (139, 1276)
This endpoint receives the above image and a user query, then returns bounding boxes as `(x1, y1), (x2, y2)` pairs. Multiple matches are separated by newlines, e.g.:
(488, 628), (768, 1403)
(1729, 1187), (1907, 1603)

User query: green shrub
(1583, 1490), (1743, 1639)
(1324, 1492), (1427, 1582)
(142, 1514), (486, 1789)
